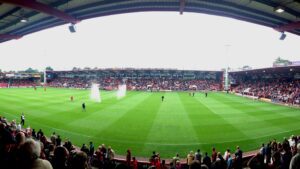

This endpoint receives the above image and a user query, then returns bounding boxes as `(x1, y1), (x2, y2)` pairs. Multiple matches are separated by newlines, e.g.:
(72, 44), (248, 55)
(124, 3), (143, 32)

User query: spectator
(247, 153), (267, 169)
(211, 148), (217, 162)
(81, 143), (89, 155)
(9, 132), (26, 169)
(56, 135), (61, 146)
(171, 153), (180, 169)
(187, 151), (195, 166)
(63, 138), (72, 152)
(175, 160), (181, 169)
(107, 146), (115, 160)
(154, 157), (161, 169)
(269, 151), (281, 169)
(69, 151), (88, 169)
(151, 151), (158, 163)
(126, 149), (131, 167)
(100, 144), (107, 159)
(227, 154), (233, 169)
(266, 143), (272, 164)
(195, 149), (202, 163)
(234, 146), (243, 169)
(52, 146), (69, 169)
(282, 142), (293, 169)
(132, 157), (138, 169)
(260, 143), (266, 158)
(0, 122), (14, 168)
(173, 153), (180, 163)
(89, 141), (94, 157)
(290, 143), (300, 169)
(37, 129), (44, 140)
(15, 131), (26, 148)
(32, 128), (37, 139)
(223, 148), (230, 161)
(46, 144), (55, 163)
(203, 152), (211, 169)
(18, 138), (53, 169)
(161, 160), (168, 169)
(189, 160), (201, 169)
(50, 132), (57, 145)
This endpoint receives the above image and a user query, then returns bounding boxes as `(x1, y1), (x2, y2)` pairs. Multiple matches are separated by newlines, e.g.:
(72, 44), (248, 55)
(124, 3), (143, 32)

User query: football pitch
(0, 87), (300, 158)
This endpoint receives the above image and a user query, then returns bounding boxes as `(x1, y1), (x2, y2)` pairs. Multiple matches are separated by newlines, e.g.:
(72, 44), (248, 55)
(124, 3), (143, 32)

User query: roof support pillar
(180, 0), (186, 15)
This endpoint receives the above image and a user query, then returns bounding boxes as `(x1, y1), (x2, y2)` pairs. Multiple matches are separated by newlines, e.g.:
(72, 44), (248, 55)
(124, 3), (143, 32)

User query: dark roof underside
(1, 0), (300, 43)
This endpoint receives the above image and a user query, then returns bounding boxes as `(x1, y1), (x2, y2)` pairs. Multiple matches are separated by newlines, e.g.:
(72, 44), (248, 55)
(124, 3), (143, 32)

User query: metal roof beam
(0, 7), (21, 20)
(0, 33), (22, 40)
(0, 0), (80, 24)
(179, 0), (185, 15)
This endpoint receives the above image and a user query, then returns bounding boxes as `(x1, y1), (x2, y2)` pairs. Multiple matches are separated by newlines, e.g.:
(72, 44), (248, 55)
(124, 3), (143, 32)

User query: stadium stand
(8, 79), (38, 87)
(0, 80), (8, 88)
(46, 69), (223, 91)
(230, 66), (300, 106)
(0, 72), (41, 88)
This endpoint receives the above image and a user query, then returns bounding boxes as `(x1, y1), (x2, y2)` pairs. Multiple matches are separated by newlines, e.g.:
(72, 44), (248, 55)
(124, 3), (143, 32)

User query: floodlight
(280, 32), (286, 40)
(20, 18), (28, 23)
(275, 7), (284, 13)
(69, 24), (76, 33)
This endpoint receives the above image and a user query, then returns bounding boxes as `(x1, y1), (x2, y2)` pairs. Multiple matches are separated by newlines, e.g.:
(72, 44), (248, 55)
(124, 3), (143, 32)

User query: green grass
(0, 87), (300, 158)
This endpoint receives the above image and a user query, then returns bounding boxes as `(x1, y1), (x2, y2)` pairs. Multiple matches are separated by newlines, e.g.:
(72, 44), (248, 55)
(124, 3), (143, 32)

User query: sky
(0, 12), (300, 71)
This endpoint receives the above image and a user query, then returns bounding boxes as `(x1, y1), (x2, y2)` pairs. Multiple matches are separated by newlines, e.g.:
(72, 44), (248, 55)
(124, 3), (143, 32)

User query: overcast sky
(1, 12), (300, 71)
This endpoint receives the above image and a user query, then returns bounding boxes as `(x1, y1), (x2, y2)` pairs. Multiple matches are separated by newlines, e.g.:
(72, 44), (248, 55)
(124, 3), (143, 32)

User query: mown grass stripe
(1, 89), (300, 158)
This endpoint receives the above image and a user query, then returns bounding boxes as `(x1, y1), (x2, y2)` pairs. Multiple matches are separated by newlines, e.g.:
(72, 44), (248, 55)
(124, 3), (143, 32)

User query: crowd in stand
(0, 116), (115, 169)
(0, 79), (8, 87)
(232, 79), (300, 105)
(47, 77), (221, 91)
(0, 79), (37, 88)
(1, 115), (300, 169)
(9, 79), (37, 87)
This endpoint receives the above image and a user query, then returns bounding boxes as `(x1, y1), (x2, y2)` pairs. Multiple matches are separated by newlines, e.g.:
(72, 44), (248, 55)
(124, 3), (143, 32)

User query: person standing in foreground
(126, 149), (131, 167)
(195, 149), (202, 163)
(21, 113), (25, 126)
(161, 96), (164, 102)
(235, 146), (243, 169)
